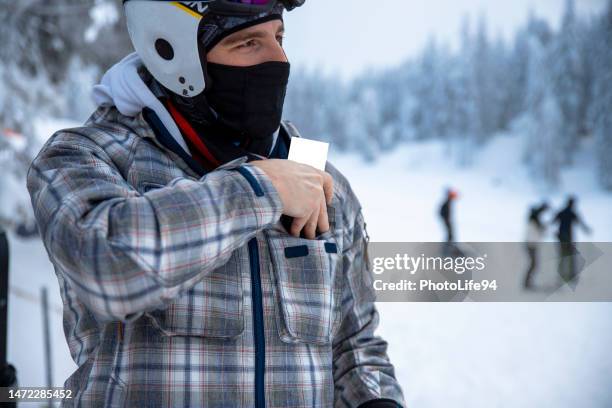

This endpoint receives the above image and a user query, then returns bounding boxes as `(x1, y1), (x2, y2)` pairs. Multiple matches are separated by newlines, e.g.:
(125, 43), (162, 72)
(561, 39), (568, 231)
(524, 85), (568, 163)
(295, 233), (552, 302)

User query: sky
(283, 0), (608, 79)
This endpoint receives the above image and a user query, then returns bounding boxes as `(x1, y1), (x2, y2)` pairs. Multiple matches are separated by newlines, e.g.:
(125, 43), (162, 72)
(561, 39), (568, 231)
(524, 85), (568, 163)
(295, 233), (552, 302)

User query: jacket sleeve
(332, 204), (405, 408)
(26, 131), (283, 323)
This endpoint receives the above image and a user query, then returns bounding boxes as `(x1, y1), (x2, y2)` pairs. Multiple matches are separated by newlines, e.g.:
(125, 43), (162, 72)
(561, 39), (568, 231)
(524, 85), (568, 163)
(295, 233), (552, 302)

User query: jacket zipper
(145, 109), (268, 406)
(248, 238), (266, 408)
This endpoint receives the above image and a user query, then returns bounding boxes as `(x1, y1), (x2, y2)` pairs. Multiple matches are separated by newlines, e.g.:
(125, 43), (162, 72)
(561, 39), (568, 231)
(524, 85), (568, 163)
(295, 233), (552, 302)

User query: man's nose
(266, 39), (288, 63)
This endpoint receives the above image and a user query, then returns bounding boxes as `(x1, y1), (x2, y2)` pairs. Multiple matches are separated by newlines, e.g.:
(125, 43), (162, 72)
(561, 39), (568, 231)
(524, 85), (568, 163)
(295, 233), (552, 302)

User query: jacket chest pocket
(265, 220), (343, 345)
(147, 249), (245, 339)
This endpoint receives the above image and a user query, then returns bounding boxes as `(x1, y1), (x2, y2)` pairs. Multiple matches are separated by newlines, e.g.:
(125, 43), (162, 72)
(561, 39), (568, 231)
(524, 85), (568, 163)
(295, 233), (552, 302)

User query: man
(26, 1), (405, 407)
(552, 196), (592, 282)
(439, 188), (458, 243)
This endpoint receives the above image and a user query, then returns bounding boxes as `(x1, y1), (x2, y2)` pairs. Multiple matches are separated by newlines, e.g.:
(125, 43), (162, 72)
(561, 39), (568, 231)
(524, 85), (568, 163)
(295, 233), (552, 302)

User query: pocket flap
(266, 228), (342, 345)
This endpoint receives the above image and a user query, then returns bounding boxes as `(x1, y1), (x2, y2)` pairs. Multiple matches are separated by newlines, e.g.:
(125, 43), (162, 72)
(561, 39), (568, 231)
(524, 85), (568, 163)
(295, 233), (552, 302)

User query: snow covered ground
(330, 133), (612, 408)
(5, 120), (612, 407)
(329, 132), (612, 243)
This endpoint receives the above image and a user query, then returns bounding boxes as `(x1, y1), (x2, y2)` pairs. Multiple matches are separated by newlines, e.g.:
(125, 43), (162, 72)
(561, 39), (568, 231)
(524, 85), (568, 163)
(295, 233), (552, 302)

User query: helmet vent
(155, 38), (175, 60)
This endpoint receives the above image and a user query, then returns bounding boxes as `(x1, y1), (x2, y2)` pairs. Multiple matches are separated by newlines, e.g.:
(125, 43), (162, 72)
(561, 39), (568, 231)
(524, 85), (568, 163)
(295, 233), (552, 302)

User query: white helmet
(124, 0), (305, 98)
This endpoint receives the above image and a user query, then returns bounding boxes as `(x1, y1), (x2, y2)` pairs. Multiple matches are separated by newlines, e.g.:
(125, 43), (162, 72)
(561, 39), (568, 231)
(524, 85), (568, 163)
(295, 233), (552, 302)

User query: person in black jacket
(551, 196), (592, 282)
(439, 188), (458, 243)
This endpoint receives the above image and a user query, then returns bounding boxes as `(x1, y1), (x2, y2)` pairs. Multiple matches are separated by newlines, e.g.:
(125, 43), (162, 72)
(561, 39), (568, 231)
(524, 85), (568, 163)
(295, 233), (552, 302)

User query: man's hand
(251, 159), (333, 239)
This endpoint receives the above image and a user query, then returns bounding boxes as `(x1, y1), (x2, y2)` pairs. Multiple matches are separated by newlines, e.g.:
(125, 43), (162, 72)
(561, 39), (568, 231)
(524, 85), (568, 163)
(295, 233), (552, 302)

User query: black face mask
(204, 61), (290, 142)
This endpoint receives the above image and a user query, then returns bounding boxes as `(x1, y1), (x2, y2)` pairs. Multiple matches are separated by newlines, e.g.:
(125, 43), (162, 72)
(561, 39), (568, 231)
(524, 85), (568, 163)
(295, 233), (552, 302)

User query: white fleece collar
(92, 53), (192, 154)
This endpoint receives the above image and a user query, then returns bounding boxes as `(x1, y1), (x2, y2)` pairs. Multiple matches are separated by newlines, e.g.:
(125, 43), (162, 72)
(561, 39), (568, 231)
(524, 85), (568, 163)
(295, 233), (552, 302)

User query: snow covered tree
(589, 0), (612, 190)
(549, 0), (589, 165)
(284, 69), (340, 144)
(372, 69), (406, 151)
(81, 0), (133, 72)
(395, 63), (420, 143)
(412, 38), (450, 141)
(444, 18), (479, 164)
(0, 0), (130, 131)
(519, 15), (564, 188)
(346, 81), (384, 161)
(523, 90), (564, 188)
(471, 17), (498, 142)
(505, 27), (531, 125)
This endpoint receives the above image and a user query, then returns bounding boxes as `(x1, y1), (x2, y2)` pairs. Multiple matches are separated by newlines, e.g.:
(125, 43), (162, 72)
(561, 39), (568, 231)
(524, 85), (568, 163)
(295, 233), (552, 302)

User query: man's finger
(317, 195), (329, 235)
(321, 171), (334, 205)
(291, 215), (310, 238)
(303, 205), (320, 240)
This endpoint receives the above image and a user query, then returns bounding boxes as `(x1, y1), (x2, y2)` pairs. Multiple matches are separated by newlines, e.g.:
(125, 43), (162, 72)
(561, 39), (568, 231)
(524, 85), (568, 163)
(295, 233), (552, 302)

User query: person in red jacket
(439, 188), (459, 243)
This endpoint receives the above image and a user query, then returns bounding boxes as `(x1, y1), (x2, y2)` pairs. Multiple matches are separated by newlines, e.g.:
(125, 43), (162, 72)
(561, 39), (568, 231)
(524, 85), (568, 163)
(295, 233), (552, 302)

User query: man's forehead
(220, 19), (285, 44)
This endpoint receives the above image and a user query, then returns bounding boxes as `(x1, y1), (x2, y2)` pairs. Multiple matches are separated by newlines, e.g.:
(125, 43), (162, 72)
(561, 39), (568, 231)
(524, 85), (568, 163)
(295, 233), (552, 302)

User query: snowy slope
(7, 232), (75, 388)
(329, 132), (612, 408)
(329, 132), (612, 242)
(6, 119), (612, 407)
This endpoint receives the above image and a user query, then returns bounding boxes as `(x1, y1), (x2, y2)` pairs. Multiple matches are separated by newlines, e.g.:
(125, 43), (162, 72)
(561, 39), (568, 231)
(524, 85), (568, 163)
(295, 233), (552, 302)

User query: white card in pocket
(287, 137), (329, 171)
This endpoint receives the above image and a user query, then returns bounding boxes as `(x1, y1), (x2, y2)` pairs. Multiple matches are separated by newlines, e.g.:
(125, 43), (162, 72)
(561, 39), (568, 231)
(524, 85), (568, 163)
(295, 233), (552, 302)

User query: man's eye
(238, 40), (257, 49)
(276, 35), (285, 45)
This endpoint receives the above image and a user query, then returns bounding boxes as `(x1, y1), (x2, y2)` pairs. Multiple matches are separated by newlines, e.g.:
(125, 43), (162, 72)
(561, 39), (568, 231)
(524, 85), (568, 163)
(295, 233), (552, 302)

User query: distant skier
(551, 196), (592, 281)
(524, 202), (549, 289)
(439, 188), (458, 243)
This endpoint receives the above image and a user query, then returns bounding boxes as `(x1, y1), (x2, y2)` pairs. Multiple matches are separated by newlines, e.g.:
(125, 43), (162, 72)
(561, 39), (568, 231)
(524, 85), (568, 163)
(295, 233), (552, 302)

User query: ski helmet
(123, 0), (304, 98)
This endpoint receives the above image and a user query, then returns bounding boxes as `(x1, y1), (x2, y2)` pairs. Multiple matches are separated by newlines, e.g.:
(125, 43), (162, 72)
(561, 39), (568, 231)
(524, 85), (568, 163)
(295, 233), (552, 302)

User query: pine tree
(590, 0), (612, 190)
(521, 15), (564, 188)
(412, 38), (450, 141)
(549, 0), (587, 165)
(472, 17), (496, 142)
(444, 17), (479, 165)
(506, 27), (531, 125)
(395, 62), (420, 143)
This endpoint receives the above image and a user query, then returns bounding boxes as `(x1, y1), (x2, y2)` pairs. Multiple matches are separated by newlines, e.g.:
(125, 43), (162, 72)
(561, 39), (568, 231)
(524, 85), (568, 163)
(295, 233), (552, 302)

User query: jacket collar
(138, 106), (291, 178)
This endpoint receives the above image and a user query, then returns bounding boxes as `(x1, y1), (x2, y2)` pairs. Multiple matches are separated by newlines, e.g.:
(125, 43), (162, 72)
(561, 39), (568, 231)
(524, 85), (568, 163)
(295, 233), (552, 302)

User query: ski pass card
(287, 137), (329, 171)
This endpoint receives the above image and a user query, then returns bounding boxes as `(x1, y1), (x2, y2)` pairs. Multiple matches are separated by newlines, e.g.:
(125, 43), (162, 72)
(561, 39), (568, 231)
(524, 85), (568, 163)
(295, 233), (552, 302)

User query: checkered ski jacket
(26, 105), (405, 408)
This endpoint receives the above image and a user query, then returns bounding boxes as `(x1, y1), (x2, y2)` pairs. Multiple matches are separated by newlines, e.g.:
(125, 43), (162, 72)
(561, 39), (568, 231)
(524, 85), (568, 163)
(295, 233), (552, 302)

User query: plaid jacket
(26, 106), (405, 408)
